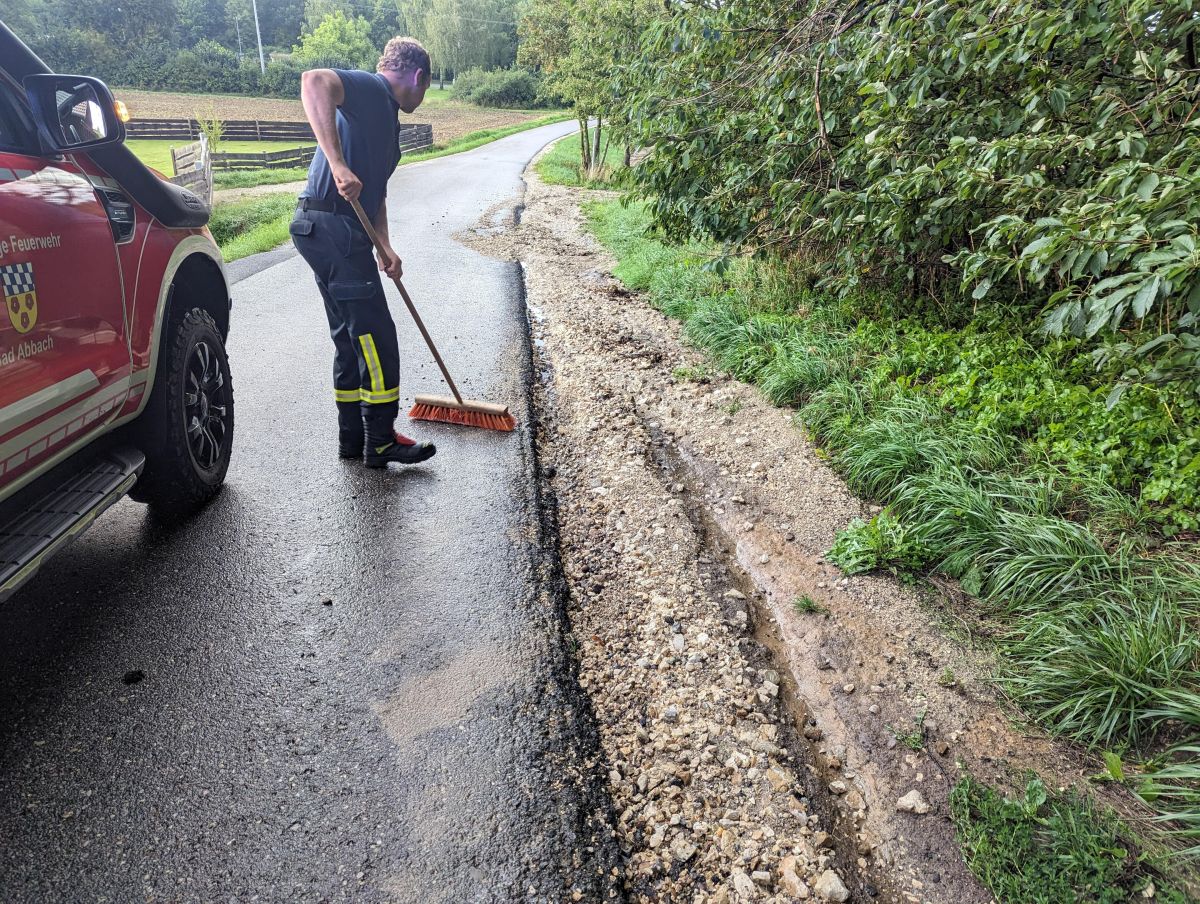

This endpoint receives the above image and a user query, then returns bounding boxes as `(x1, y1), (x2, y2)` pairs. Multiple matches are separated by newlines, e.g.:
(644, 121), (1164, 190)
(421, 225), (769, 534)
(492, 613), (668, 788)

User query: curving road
(0, 120), (624, 903)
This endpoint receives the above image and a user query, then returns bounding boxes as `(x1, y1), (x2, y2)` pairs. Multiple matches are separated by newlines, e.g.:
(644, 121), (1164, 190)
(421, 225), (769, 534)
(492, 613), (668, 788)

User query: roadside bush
(623, 0), (1200, 383)
(452, 67), (543, 108)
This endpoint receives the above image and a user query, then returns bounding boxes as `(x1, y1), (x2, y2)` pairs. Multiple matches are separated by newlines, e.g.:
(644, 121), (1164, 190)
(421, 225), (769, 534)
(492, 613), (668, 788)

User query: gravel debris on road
(466, 162), (1120, 903)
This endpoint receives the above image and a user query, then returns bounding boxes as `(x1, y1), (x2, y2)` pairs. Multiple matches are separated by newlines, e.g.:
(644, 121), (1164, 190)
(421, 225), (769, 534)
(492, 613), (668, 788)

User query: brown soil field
(113, 88), (558, 144)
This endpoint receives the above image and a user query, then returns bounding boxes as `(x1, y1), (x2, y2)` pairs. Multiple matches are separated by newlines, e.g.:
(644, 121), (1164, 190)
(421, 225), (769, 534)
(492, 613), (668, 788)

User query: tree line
(7, 0), (522, 96)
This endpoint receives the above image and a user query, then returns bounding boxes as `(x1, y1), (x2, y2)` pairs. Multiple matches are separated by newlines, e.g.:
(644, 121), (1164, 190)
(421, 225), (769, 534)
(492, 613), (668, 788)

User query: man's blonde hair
(377, 37), (431, 82)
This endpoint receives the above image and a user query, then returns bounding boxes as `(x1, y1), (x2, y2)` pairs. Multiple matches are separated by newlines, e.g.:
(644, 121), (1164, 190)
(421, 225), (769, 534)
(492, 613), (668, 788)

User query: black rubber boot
(337, 402), (364, 459)
(363, 404), (435, 468)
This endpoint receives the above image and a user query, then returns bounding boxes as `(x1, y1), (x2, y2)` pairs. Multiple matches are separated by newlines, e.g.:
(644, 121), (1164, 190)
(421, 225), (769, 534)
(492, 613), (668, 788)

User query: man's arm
(373, 198), (402, 278)
(300, 69), (361, 202)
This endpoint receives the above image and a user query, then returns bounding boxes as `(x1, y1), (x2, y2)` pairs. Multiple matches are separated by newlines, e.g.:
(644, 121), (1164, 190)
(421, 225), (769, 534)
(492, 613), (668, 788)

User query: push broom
(350, 197), (516, 433)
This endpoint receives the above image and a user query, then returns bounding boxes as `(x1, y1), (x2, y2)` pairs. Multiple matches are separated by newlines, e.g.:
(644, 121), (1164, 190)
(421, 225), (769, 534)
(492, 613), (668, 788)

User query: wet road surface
(0, 120), (623, 903)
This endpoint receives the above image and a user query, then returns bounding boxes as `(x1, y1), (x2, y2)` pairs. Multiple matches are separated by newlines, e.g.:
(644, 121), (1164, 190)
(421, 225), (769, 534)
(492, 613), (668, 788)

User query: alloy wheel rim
(184, 340), (228, 472)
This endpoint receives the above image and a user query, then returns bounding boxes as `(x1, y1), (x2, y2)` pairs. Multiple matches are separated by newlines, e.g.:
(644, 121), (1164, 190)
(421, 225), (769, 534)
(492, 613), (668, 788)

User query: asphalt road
(0, 120), (623, 903)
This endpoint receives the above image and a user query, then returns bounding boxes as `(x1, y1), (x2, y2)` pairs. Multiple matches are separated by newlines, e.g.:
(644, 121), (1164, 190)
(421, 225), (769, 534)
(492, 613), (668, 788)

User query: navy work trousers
(290, 208), (399, 441)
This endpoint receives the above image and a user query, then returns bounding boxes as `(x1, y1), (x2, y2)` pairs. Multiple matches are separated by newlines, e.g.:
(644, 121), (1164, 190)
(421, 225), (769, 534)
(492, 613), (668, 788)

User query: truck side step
(0, 447), (145, 602)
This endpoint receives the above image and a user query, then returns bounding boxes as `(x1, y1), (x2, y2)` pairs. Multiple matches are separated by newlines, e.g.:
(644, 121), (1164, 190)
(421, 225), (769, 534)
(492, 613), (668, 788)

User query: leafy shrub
(828, 512), (929, 576)
(452, 67), (543, 108)
(623, 0), (1200, 381)
(950, 776), (1185, 904)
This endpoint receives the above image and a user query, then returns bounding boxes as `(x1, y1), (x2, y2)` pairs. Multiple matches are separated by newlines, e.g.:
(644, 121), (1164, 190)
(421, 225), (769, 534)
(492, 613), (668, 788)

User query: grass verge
(582, 197), (1200, 873)
(951, 775), (1188, 903)
(208, 193), (295, 263)
(536, 127), (626, 188)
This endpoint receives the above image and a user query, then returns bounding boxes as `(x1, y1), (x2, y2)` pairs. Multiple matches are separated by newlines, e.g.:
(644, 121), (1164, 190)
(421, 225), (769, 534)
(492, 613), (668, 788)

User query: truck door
(0, 75), (130, 490)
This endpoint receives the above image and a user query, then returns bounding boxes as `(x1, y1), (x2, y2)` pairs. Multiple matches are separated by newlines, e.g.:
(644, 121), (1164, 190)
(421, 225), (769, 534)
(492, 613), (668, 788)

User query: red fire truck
(0, 22), (234, 601)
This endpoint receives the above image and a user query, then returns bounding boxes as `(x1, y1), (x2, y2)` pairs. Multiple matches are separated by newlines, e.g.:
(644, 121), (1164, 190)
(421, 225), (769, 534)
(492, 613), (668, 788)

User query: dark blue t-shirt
(300, 69), (401, 221)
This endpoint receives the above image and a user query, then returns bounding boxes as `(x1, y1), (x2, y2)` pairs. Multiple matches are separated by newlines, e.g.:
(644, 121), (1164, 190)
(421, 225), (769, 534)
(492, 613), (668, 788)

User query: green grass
(951, 776), (1189, 903)
(536, 127), (626, 188)
(213, 167), (311, 190)
(581, 195), (1200, 864)
(793, 595), (827, 615)
(401, 113), (572, 163)
(208, 193), (296, 263)
(209, 114), (573, 191)
(126, 139), (309, 175)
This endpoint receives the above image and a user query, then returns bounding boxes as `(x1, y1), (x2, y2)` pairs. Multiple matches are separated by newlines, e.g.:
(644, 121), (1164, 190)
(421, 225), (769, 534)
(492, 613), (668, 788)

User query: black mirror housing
(23, 74), (125, 153)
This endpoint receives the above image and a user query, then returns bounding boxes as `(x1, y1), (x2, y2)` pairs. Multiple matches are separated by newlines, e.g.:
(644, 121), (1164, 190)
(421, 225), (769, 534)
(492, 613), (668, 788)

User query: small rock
(779, 856), (809, 898)
(663, 705), (679, 723)
(766, 767), (791, 792)
(758, 554), (770, 565)
(868, 704), (880, 715)
(896, 790), (931, 814)
(732, 869), (756, 899)
(751, 870), (772, 886)
(829, 780), (848, 795)
(842, 684), (855, 694)
(936, 741), (950, 756)
(671, 836), (697, 863)
(813, 869), (850, 902)
(725, 589), (747, 600)
(671, 634), (686, 653)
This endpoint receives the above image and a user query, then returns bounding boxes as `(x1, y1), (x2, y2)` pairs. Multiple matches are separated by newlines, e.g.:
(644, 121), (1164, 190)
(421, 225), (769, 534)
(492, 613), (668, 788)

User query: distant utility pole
(251, 0), (266, 74)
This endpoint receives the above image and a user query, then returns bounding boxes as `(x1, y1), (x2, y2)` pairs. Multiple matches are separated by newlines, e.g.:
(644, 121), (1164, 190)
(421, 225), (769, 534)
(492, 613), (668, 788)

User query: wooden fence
(204, 124), (434, 171)
(126, 118), (434, 154)
(167, 135), (212, 205)
(212, 145), (317, 171)
(127, 119), (315, 141)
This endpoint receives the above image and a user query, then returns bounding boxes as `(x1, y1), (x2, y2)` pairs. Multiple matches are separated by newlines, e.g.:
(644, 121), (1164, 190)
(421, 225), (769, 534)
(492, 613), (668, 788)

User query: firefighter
(290, 37), (436, 467)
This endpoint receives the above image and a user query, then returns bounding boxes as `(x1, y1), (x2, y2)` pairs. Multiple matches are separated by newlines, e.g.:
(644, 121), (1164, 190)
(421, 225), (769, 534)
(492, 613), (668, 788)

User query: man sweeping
(291, 37), (437, 467)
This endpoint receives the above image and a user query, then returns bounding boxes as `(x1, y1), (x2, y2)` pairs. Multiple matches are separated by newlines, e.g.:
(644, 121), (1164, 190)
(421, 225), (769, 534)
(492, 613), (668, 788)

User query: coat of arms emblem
(2, 263), (37, 335)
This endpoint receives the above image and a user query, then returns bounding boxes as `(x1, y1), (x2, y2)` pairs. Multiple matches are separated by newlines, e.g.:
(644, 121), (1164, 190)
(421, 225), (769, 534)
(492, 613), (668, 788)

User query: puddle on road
(371, 645), (516, 746)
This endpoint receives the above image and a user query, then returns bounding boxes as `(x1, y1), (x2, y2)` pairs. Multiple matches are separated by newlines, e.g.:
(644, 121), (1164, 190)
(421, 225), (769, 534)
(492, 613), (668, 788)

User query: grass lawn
(535, 127), (624, 188)
(127, 139), (311, 175)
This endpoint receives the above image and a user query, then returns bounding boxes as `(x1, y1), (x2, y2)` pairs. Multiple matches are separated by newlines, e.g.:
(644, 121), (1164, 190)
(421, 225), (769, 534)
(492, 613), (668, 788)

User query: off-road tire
(128, 307), (234, 511)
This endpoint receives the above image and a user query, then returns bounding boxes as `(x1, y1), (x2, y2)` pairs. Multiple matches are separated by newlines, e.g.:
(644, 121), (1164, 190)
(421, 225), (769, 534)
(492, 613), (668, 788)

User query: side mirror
(22, 74), (125, 153)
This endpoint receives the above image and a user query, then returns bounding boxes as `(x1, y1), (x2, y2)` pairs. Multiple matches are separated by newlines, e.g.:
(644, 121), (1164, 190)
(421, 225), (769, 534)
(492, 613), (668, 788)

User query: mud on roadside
(462, 168), (1110, 903)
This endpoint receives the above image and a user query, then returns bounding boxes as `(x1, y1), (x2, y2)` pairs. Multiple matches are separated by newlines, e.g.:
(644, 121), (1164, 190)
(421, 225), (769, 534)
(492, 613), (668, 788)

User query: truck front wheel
(129, 307), (234, 511)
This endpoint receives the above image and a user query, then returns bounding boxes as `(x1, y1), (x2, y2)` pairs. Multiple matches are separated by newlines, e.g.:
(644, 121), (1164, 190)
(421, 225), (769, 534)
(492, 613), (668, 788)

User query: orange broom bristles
(409, 401), (516, 432)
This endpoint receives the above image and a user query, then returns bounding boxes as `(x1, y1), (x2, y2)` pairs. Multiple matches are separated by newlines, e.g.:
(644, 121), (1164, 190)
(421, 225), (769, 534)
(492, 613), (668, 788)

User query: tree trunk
(623, 144), (632, 167)
(590, 116), (603, 179)
(578, 115), (591, 175)
(439, 67), (445, 90)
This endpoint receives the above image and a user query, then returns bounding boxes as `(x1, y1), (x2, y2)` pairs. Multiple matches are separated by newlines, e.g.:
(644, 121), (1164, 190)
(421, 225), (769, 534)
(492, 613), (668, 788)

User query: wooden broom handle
(349, 196), (465, 407)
